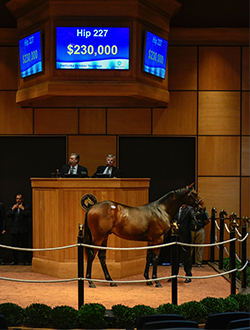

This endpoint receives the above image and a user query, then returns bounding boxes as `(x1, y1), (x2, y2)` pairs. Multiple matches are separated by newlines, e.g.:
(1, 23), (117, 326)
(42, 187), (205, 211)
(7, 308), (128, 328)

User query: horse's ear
(188, 182), (195, 190)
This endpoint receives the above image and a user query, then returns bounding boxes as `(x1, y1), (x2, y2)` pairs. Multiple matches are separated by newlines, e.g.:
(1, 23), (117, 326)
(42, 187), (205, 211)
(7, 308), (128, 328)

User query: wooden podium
(31, 178), (150, 279)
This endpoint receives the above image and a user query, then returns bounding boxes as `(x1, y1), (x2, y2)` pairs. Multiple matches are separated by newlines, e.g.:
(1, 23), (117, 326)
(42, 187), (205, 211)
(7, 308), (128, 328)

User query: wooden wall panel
(0, 47), (18, 90)
(198, 177), (240, 216)
(107, 108), (151, 135)
(34, 108), (78, 134)
(198, 136), (240, 176)
(198, 92), (240, 135)
(168, 46), (197, 90)
(79, 108), (106, 134)
(68, 135), (117, 177)
(242, 92), (250, 136)
(242, 137), (250, 176)
(242, 47), (249, 90)
(153, 91), (197, 135)
(199, 47), (241, 90)
(241, 177), (250, 217)
(0, 91), (33, 134)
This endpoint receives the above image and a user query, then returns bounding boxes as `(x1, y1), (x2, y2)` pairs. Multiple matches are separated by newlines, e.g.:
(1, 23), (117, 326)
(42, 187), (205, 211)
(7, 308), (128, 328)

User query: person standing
(6, 194), (31, 265)
(0, 201), (6, 265)
(176, 204), (196, 283)
(92, 154), (122, 178)
(191, 209), (210, 267)
(61, 153), (88, 177)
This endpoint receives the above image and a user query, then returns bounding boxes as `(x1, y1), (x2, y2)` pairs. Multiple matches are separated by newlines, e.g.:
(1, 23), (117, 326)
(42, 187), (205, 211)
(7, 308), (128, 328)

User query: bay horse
(84, 184), (205, 288)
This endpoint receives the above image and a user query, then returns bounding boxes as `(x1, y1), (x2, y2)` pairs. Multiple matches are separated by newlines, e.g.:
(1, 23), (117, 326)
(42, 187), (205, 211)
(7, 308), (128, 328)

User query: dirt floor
(0, 263), (236, 310)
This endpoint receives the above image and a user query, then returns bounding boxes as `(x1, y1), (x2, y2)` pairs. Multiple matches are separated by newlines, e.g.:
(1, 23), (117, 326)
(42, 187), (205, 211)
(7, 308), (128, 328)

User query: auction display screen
(143, 31), (168, 79)
(19, 31), (43, 78)
(56, 27), (130, 70)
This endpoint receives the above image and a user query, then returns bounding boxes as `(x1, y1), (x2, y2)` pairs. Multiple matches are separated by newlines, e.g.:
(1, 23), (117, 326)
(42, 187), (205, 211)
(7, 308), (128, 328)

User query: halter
(188, 191), (203, 206)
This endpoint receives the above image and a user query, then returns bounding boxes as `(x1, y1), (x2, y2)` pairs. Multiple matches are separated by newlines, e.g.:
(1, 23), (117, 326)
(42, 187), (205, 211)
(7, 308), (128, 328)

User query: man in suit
(61, 153), (88, 177)
(0, 202), (6, 265)
(176, 204), (196, 283)
(92, 154), (122, 178)
(6, 194), (31, 265)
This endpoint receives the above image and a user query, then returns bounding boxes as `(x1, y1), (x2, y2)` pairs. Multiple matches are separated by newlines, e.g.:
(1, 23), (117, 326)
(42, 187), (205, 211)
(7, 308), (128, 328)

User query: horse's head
(186, 184), (206, 212)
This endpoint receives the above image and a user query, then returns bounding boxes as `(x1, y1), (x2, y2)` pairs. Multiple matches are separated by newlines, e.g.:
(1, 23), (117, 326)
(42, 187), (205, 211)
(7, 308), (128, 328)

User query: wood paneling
(241, 177), (250, 217)
(198, 92), (240, 135)
(0, 46), (18, 90)
(242, 47), (250, 90)
(198, 136), (240, 176)
(68, 135), (117, 177)
(153, 91), (197, 135)
(0, 91), (33, 134)
(199, 47), (241, 90)
(34, 108), (78, 134)
(198, 177), (240, 216)
(242, 92), (250, 136)
(79, 108), (106, 134)
(107, 108), (151, 135)
(242, 137), (250, 176)
(168, 46), (197, 90)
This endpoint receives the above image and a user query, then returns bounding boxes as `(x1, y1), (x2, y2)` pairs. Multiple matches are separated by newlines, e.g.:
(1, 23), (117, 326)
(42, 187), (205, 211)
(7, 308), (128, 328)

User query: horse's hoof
(89, 282), (96, 288)
(155, 282), (162, 288)
(110, 282), (117, 287)
(146, 281), (153, 286)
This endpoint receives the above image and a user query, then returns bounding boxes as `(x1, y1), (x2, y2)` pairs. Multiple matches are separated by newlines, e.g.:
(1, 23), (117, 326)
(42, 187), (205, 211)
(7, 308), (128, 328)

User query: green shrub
(223, 257), (250, 287)
(222, 296), (239, 312)
(200, 297), (224, 315)
(24, 303), (53, 328)
(179, 301), (208, 323)
(229, 293), (250, 312)
(51, 305), (78, 329)
(0, 303), (24, 326)
(77, 303), (107, 329)
(156, 303), (182, 315)
(112, 304), (135, 329)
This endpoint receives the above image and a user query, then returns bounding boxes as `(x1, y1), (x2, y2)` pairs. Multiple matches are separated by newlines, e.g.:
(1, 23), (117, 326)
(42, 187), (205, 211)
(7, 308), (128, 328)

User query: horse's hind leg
(86, 247), (97, 288)
(144, 249), (153, 285)
(98, 247), (117, 287)
(152, 249), (162, 288)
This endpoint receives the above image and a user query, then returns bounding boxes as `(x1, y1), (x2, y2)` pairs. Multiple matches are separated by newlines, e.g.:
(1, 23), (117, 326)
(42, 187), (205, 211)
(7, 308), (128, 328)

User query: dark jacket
(92, 165), (122, 178)
(6, 204), (31, 234)
(191, 210), (209, 231)
(176, 205), (196, 243)
(61, 164), (88, 177)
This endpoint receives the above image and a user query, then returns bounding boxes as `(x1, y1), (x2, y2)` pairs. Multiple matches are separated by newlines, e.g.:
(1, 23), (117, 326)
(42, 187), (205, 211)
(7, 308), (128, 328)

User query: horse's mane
(155, 187), (187, 205)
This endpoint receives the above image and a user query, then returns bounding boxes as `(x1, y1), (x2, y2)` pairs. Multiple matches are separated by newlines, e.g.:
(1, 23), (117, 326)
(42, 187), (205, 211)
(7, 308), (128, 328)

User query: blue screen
(143, 31), (168, 79)
(19, 31), (43, 78)
(56, 27), (129, 70)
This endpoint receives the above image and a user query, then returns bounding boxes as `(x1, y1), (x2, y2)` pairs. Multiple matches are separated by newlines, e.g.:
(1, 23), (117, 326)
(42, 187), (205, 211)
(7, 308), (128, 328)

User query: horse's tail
(83, 210), (93, 246)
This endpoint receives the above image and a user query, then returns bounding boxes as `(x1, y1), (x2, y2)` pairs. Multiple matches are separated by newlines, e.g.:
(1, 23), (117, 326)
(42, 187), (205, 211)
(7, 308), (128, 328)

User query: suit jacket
(92, 165), (122, 178)
(60, 164), (88, 177)
(0, 202), (6, 232)
(176, 205), (195, 243)
(6, 204), (31, 234)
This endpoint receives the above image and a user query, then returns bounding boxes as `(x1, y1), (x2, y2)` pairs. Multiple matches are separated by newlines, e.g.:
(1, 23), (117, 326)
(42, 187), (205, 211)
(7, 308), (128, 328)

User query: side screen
(143, 31), (168, 79)
(19, 31), (43, 78)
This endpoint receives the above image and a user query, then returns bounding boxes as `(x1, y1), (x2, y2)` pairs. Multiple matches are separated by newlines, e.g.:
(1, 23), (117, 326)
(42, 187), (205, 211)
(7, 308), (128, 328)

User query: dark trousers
(11, 232), (29, 263)
(177, 245), (192, 276)
(0, 234), (4, 262)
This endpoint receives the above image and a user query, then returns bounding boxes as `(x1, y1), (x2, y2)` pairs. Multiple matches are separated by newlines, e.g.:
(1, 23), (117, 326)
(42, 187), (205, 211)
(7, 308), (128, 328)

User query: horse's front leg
(98, 249), (117, 287)
(86, 248), (96, 288)
(144, 249), (153, 285)
(152, 249), (162, 288)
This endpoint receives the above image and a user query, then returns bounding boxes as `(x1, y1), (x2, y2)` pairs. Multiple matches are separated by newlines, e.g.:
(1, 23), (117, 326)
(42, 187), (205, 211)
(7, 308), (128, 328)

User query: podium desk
(31, 178), (150, 278)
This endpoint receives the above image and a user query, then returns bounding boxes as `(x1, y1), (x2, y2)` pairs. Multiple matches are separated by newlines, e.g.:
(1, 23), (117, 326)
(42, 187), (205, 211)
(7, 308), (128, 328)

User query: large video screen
(56, 27), (129, 70)
(19, 31), (43, 78)
(143, 31), (168, 79)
